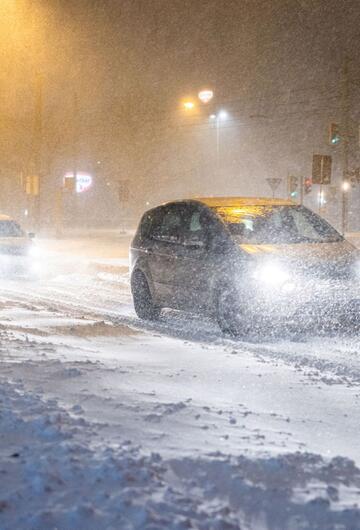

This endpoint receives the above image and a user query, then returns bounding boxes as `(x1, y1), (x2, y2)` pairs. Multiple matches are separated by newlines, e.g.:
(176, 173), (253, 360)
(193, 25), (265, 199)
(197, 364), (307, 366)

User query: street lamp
(198, 89), (214, 104)
(183, 101), (195, 110)
(218, 110), (228, 120)
(210, 110), (229, 171)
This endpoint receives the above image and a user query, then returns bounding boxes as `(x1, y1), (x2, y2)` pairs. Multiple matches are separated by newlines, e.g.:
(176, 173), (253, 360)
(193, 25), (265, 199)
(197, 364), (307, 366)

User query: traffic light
(288, 175), (299, 199)
(304, 177), (312, 194)
(329, 123), (341, 146)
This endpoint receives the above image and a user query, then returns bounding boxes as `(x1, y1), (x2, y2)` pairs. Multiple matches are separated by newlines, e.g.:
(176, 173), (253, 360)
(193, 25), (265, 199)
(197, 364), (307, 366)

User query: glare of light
(64, 171), (93, 194)
(198, 89), (214, 104)
(29, 244), (41, 259)
(24, 209), (28, 217)
(318, 190), (326, 206)
(218, 110), (228, 120)
(282, 282), (296, 294)
(31, 259), (45, 276)
(253, 262), (291, 288)
(183, 101), (195, 110)
(209, 114), (216, 120)
(342, 181), (350, 192)
(146, 201), (150, 206)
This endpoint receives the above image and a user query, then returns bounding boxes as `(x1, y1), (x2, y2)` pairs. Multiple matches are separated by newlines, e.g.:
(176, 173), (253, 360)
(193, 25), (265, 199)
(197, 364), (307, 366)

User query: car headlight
(28, 244), (41, 258)
(253, 261), (291, 289)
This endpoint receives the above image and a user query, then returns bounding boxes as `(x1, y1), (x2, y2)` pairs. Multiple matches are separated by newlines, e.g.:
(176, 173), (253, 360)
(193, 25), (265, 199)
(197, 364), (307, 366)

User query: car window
(184, 208), (221, 246)
(140, 209), (158, 239)
(213, 205), (342, 244)
(185, 208), (209, 240)
(189, 211), (202, 233)
(151, 204), (187, 243)
(290, 208), (322, 240)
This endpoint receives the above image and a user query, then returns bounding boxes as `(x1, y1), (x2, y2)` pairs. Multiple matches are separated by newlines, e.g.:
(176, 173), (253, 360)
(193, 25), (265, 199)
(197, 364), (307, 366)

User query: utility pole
(216, 116), (220, 172)
(72, 91), (79, 226)
(33, 72), (43, 231)
(73, 91), (79, 188)
(300, 175), (304, 206)
(341, 57), (350, 235)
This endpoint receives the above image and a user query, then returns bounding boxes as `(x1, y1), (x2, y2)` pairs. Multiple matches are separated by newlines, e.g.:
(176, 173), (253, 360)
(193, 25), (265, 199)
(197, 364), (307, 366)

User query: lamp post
(342, 180), (350, 234)
(210, 110), (228, 171)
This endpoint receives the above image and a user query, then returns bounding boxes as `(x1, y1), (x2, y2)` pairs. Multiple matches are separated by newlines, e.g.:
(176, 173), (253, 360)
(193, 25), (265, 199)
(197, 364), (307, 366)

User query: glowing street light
(198, 89), (214, 104)
(183, 101), (195, 110)
(342, 180), (350, 192)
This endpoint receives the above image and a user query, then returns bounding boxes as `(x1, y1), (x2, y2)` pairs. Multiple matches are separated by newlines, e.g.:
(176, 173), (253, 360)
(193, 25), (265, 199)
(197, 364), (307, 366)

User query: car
(0, 215), (36, 276)
(130, 197), (360, 335)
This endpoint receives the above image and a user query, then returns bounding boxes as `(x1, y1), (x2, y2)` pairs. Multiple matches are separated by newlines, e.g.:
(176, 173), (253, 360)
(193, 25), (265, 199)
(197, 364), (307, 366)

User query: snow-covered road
(1, 235), (360, 529)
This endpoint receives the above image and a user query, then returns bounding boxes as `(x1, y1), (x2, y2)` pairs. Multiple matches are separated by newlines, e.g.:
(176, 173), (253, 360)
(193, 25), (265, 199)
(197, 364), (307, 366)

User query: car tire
(216, 286), (251, 337)
(131, 270), (161, 321)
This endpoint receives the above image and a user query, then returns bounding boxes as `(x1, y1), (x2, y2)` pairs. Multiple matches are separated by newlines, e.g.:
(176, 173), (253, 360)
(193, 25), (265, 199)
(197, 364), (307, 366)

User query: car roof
(194, 196), (294, 208)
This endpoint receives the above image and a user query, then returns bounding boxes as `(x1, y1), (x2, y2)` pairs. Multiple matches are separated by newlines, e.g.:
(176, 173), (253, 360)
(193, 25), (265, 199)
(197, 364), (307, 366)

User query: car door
(174, 205), (217, 312)
(147, 203), (188, 307)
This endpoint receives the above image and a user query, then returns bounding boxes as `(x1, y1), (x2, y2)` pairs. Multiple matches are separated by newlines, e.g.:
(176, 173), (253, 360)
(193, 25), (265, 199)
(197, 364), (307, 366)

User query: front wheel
(131, 270), (161, 321)
(216, 287), (252, 337)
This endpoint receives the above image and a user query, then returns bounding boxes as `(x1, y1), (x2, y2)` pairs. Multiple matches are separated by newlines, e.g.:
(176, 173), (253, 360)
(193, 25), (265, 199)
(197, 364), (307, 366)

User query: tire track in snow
(1, 279), (360, 387)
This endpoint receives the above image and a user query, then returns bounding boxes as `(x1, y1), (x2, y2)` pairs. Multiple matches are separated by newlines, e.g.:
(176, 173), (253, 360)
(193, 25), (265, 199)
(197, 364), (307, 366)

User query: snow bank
(1, 380), (360, 530)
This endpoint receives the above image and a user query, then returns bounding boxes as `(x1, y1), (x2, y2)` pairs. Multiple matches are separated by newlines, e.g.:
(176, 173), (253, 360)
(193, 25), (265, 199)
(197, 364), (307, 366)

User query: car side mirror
(28, 232), (35, 239)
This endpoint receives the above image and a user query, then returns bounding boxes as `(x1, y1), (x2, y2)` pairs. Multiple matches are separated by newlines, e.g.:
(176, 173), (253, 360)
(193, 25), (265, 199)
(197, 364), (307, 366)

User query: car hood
(238, 239), (359, 277)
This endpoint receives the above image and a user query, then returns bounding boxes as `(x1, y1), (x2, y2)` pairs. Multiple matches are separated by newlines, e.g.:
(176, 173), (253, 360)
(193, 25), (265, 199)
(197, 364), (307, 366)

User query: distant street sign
(64, 172), (93, 193)
(312, 154), (332, 185)
(266, 177), (282, 197)
(76, 173), (92, 193)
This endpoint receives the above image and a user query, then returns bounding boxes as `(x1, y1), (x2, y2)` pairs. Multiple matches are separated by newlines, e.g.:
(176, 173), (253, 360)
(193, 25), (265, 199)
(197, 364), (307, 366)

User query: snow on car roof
(195, 196), (294, 207)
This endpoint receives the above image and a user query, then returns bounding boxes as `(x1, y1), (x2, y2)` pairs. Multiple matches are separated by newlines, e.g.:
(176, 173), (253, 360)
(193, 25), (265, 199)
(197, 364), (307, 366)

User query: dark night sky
(30, 0), (360, 124)
(1, 0), (360, 218)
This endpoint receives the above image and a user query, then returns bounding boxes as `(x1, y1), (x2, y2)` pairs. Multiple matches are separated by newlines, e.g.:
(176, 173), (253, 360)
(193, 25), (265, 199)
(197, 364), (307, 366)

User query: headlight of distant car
(253, 261), (293, 290)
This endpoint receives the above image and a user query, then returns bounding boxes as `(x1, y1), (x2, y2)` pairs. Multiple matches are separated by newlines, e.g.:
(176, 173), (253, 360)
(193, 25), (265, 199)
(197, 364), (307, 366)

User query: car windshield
(213, 205), (343, 244)
(0, 220), (25, 238)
